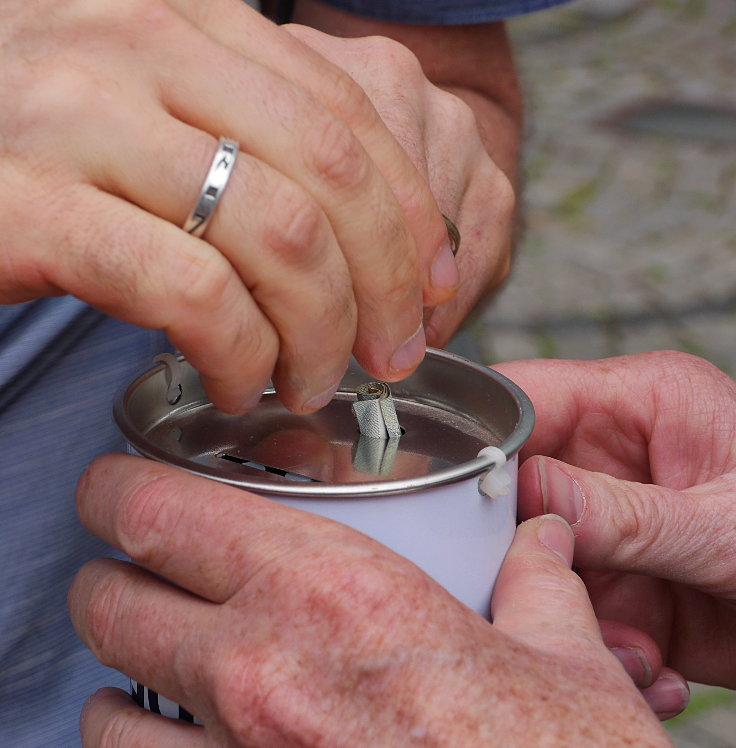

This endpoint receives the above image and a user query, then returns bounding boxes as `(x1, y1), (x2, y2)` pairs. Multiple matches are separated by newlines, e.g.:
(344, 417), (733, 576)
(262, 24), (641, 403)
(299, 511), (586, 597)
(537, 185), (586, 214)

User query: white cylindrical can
(113, 347), (534, 720)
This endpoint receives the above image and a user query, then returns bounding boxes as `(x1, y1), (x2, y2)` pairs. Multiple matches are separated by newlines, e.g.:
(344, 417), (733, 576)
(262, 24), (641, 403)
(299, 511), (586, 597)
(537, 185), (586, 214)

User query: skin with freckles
(495, 350), (736, 701)
(69, 454), (672, 747)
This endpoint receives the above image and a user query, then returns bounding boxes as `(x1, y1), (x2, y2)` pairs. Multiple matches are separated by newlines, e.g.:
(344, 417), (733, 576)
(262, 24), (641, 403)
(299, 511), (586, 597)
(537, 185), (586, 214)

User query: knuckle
(360, 35), (425, 83)
(306, 115), (370, 192)
(27, 64), (124, 130)
(331, 562), (403, 612)
(96, 708), (146, 748)
(651, 349), (721, 383)
(439, 91), (478, 136)
(607, 480), (662, 558)
(29, 65), (92, 115)
(169, 250), (232, 311)
(210, 657), (264, 741)
(262, 182), (328, 270)
(80, 570), (128, 663)
(313, 552), (422, 627)
(117, 474), (183, 565)
(325, 64), (379, 127)
(230, 313), (279, 375)
(374, 250), (421, 309)
(194, 294), (279, 388)
(490, 165), (517, 223)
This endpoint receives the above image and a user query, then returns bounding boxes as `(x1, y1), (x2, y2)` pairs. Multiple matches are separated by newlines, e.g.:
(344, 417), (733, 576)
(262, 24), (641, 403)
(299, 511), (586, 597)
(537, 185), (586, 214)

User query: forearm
(290, 0), (523, 183)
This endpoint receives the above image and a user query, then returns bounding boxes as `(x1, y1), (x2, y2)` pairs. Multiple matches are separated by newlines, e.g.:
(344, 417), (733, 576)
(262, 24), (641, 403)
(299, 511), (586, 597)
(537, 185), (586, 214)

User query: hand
(0, 0), (456, 414)
(287, 2), (521, 346)
(496, 350), (736, 690)
(70, 454), (671, 746)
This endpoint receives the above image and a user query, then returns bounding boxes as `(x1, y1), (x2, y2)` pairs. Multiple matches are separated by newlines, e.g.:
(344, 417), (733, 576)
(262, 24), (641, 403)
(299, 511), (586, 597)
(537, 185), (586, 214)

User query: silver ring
(442, 214), (461, 255)
(183, 137), (239, 238)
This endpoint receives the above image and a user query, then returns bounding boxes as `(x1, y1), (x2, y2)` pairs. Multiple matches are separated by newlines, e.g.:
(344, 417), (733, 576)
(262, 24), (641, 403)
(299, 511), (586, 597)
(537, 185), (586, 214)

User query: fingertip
(534, 514), (575, 567)
(492, 515), (597, 644)
(200, 372), (269, 415)
(388, 322), (426, 377)
(517, 456), (547, 520)
(641, 670), (690, 721)
(80, 687), (136, 744)
(427, 239), (459, 300)
(600, 619), (662, 689)
(520, 456), (586, 529)
(610, 647), (654, 689)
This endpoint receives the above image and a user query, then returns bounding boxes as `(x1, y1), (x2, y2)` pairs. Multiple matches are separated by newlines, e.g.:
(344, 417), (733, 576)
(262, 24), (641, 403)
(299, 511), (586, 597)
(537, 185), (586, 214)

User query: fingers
(423, 164), (513, 347)
(640, 669), (690, 721)
(280, 24), (511, 349)
(150, 8), (430, 381)
(174, 0), (455, 306)
(492, 515), (603, 650)
(75, 453), (332, 603)
(518, 456), (736, 597)
(494, 352), (736, 479)
(4, 0), (449, 415)
(69, 559), (213, 724)
(18, 178), (280, 413)
(599, 620), (662, 689)
(80, 688), (206, 748)
(494, 516), (689, 722)
(89, 115), (356, 413)
(599, 621), (690, 719)
(420, 90), (515, 346)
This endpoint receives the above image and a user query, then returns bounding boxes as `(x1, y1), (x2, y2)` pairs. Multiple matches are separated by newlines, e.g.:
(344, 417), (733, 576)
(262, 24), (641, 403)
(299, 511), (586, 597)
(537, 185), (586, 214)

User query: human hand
(0, 0), (457, 415)
(285, 7), (519, 346)
(496, 351), (736, 691)
(69, 454), (671, 746)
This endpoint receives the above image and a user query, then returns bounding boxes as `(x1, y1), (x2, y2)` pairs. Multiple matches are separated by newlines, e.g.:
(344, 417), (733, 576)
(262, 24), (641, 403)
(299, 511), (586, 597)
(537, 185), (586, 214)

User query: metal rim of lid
(113, 348), (535, 498)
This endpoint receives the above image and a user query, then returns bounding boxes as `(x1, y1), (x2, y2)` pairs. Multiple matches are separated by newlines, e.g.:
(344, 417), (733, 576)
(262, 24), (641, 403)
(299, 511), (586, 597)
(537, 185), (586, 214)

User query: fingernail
(537, 515), (574, 565)
(539, 460), (585, 526)
(303, 379), (341, 412)
(610, 647), (653, 688)
(642, 674), (690, 720)
(389, 323), (426, 374)
(431, 240), (460, 289)
(236, 391), (263, 414)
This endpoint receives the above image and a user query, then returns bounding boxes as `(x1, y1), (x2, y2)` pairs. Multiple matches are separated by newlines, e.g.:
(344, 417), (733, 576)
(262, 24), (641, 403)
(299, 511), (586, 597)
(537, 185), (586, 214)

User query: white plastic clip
(477, 446), (511, 499)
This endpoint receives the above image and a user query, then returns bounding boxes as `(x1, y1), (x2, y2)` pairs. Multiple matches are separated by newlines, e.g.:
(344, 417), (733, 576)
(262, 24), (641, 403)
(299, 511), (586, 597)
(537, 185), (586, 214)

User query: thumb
(492, 514), (602, 649)
(519, 456), (736, 597)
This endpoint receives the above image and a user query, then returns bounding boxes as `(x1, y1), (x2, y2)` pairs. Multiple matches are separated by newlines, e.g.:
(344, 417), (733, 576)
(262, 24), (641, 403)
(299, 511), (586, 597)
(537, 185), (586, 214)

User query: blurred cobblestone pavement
(462, 0), (736, 743)
(471, 0), (736, 375)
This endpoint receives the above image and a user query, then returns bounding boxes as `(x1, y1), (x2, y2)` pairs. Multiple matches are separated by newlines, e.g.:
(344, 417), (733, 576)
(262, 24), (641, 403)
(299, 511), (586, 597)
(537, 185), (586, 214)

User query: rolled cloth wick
(351, 382), (402, 440)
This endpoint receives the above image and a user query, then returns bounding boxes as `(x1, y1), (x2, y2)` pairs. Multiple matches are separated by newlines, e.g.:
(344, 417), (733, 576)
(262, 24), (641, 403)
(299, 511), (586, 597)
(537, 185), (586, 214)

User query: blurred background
(455, 0), (736, 743)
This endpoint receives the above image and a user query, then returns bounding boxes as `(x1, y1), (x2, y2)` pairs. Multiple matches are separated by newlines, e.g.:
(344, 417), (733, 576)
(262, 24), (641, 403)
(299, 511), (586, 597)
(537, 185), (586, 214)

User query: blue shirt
(0, 299), (167, 747)
(286, 0), (568, 23)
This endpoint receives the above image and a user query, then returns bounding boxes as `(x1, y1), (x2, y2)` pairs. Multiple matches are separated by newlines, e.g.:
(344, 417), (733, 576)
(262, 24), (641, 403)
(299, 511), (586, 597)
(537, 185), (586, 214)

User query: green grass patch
(532, 328), (558, 359)
(666, 687), (736, 728)
(556, 180), (599, 222)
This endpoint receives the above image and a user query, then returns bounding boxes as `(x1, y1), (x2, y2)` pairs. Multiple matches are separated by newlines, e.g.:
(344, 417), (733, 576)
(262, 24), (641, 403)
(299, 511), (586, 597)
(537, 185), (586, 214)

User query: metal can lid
(114, 348), (534, 497)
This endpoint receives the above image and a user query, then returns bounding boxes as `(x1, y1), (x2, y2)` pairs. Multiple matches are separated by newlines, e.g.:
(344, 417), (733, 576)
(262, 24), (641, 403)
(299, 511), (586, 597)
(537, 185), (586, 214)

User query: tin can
(113, 347), (534, 719)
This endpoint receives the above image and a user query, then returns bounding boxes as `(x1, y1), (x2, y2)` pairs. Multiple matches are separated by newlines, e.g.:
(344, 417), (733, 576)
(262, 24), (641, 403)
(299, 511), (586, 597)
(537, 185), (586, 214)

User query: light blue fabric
(292, 0), (568, 23)
(0, 298), (168, 747)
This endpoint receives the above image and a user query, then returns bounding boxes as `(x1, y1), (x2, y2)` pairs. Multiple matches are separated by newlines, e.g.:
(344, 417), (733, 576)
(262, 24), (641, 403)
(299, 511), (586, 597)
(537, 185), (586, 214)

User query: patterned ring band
(442, 214), (461, 256)
(182, 137), (239, 238)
